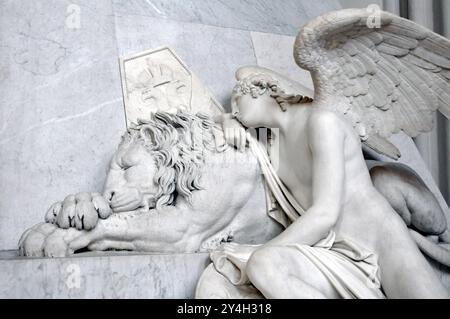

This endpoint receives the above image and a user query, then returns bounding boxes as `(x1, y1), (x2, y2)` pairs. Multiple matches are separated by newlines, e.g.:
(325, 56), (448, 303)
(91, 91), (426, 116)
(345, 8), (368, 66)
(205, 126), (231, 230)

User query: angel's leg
(378, 234), (449, 298)
(245, 245), (340, 299)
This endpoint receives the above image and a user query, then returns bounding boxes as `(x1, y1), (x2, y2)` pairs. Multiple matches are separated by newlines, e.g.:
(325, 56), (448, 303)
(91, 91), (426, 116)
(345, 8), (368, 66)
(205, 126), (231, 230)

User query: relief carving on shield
(119, 47), (224, 127)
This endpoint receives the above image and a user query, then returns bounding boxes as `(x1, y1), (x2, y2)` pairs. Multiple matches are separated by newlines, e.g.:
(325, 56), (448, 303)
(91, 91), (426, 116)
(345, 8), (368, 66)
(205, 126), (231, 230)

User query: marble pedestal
(1, 249), (448, 298)
(0, 250), (210, 299)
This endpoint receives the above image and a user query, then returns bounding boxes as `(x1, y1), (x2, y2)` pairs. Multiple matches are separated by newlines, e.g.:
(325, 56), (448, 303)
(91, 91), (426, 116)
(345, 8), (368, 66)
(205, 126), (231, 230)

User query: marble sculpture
(18, 9), (450, 299)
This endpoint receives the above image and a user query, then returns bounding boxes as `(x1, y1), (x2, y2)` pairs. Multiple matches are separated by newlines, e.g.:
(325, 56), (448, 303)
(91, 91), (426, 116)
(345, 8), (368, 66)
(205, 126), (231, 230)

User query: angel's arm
(213, 113), (247, 151)
(265, 111), (345, 246)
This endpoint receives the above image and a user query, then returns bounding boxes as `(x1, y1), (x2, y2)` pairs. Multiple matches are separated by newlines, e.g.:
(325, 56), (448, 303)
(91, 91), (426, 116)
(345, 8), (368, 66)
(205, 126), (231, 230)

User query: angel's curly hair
(121, 111), (226, 208)
(231, 73), (313, 112)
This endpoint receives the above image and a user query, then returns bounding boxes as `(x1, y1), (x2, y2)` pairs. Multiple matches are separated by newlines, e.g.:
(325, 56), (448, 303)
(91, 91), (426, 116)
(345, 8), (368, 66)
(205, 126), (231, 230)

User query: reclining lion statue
(18, 111), (283, 257)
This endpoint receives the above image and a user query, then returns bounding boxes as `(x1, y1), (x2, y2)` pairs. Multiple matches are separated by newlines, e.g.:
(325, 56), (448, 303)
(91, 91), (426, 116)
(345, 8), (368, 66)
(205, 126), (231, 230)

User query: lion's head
(103, 111), (227, 212)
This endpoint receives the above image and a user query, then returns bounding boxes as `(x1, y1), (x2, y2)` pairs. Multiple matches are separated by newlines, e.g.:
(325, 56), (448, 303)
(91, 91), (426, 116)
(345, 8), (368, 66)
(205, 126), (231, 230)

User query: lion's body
(83, 148), (283, 254)
(19, 113), (283, 257)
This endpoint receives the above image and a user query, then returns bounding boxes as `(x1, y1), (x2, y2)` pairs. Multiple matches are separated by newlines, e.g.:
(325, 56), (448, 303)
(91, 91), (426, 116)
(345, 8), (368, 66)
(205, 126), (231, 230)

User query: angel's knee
(246, 246), (285, 285)
(246, 245), (335, 298)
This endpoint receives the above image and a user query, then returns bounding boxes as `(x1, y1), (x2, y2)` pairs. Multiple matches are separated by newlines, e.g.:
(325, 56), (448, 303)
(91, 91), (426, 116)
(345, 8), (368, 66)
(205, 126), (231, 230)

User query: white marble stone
(113, 14), (256, 109)
(112, 0), (341, 36)
(2, 2), (449, 300)
(0, 250), (210, 298)
(0, 0), (125, 250)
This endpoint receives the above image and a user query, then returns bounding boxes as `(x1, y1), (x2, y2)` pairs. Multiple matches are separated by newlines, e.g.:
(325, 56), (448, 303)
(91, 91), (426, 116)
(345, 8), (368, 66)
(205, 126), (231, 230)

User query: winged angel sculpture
(17, 9), (450, 299)
(197, 8), (450, 299)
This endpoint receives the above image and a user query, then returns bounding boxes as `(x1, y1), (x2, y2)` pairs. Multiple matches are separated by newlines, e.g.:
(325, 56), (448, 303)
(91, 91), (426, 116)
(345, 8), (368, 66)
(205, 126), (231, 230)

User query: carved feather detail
(294, 9), (450, 159)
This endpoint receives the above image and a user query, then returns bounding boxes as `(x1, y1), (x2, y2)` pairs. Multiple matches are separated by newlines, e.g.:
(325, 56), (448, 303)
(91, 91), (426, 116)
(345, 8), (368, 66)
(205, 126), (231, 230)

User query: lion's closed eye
(121, 149), (143, 169)
(117, 157), (132, 170)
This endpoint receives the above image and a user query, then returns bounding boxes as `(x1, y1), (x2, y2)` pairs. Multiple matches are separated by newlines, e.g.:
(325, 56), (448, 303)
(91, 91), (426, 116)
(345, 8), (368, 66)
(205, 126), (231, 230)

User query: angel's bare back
(277, 107), (447, 298)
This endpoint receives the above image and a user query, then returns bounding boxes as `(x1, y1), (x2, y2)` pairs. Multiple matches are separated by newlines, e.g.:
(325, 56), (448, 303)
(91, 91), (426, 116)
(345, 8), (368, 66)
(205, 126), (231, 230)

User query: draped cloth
(195, 134), (385, 299)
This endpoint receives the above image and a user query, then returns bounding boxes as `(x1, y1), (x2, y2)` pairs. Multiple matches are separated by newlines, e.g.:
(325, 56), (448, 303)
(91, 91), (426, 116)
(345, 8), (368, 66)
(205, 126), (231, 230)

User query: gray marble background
(0, 0), (444, 251)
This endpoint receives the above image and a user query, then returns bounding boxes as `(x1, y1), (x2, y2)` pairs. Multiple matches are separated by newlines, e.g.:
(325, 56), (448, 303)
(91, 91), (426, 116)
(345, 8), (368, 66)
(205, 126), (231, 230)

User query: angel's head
(231, 71), (313, 128)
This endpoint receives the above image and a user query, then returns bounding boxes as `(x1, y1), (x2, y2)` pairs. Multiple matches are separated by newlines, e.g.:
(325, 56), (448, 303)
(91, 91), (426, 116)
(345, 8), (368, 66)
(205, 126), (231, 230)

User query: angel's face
(233, 91), (280, 128)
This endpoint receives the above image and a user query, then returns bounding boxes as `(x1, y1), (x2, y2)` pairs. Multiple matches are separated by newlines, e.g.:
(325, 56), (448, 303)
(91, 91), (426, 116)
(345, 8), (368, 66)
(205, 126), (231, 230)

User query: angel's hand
(221, 114), (247, 152)
(214, 242), (261, 275)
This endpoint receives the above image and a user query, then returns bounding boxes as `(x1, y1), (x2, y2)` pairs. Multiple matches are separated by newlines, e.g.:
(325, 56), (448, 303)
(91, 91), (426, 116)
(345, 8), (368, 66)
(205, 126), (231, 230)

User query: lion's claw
(92, 192), (112, 219)
(48, 192), (112, 230)
(45, 202), (62, 224)
(74, 198), (98, 230)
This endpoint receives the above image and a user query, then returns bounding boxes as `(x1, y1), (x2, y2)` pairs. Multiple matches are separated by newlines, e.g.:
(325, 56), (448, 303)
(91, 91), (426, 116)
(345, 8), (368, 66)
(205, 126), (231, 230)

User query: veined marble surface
(0, 249), (448, 298)
(0, 250), (210, 298)
(250, 32), (314, 91)
(0, 0), (125, 250)
(112, 0), (341, 36)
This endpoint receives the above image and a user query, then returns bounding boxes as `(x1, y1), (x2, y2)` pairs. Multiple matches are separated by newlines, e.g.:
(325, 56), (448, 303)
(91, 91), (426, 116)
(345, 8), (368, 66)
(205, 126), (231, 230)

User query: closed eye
(119, 157), (133, 171)
(121, 164), (131, 171)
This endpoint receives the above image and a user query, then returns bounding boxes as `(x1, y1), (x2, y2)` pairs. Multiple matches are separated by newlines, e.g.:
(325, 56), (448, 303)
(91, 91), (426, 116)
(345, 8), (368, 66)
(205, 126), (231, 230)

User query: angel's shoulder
(307, 108), (345, 134)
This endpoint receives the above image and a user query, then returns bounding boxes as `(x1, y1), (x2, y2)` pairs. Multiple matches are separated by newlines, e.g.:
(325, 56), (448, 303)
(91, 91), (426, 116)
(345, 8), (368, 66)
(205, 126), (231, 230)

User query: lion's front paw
(19, 223), (92, 257)
(45, 192), (112, 230)
(18, 223), (58, 257)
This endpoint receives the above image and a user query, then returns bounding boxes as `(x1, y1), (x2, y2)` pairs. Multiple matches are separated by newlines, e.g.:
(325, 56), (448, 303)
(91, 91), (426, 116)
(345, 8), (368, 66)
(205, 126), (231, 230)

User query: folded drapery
(246, 133), (303, 227)
(196, 231), (385, 299)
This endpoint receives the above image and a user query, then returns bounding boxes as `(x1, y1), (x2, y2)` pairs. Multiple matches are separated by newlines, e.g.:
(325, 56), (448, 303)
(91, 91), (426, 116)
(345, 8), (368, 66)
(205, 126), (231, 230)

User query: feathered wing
(294, 9), (450, 159)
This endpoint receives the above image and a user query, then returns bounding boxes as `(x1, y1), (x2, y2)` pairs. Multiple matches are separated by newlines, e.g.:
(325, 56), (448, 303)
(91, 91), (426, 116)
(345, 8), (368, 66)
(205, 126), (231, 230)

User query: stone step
(0, 250), (210, 299)
(2, 250), (448, 298)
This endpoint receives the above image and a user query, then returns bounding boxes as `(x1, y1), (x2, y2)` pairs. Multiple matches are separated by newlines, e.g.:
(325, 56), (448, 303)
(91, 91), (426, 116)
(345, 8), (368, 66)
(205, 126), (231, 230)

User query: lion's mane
(121, 111), (226, 208)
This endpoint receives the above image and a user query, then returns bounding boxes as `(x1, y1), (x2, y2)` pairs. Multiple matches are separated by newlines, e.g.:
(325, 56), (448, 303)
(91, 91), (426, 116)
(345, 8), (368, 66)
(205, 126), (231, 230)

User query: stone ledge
(0, 250), (210, 299)
(2, 250), (448, 298)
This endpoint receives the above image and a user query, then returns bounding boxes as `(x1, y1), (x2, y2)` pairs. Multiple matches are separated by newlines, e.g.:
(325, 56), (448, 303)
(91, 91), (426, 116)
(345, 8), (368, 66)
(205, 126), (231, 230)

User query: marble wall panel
(113, 12), (257, 109)
(0, 0), (125, 250)
(112, 0), (341, 36)
(250, 31), (314, 90)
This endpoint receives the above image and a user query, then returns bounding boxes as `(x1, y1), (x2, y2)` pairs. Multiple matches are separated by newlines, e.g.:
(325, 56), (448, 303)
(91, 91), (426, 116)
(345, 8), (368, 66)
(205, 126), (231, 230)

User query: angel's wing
(294, 9), (450, 159)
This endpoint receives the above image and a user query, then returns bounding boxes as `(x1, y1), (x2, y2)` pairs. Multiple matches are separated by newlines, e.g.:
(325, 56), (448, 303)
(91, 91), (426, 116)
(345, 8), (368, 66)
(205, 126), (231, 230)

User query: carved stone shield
(119, 47), (223, 127)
